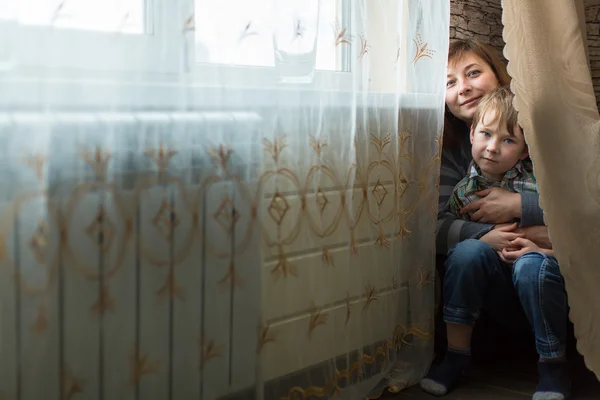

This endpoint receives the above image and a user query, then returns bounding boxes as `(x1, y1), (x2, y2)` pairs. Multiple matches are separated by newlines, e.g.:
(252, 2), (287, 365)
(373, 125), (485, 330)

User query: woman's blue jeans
(444, 239), (568, 359)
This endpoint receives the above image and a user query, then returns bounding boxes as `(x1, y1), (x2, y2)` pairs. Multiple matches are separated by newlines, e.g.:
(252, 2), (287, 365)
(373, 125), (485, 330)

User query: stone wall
(450, 0), (504, 53)
(586, 3), (600, 110)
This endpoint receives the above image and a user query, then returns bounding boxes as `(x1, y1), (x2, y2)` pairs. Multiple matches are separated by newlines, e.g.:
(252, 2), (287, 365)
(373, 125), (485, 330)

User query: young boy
(421, 87), (569, 399)
(447, 86), (554, 260)
(447, 86), (537, 224)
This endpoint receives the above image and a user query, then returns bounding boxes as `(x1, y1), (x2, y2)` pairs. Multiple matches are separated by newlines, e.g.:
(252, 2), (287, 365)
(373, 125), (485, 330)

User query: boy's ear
(470, 124), (475, 144)
(520, 145), (530, 160)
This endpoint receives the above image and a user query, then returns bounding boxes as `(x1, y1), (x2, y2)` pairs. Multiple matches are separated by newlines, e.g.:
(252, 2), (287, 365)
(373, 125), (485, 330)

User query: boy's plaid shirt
(448, 160), (537, 221)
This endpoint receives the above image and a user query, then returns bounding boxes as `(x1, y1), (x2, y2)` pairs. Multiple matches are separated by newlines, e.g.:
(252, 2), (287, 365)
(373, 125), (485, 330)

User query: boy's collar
(469, 159), (526, 181)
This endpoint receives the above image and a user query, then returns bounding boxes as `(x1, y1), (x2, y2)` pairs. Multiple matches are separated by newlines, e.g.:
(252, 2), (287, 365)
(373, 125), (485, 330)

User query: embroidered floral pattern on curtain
(0, 0), (449, 398)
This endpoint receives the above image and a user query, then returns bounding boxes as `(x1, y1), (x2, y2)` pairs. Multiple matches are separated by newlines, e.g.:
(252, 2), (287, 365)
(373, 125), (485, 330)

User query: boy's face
(470, 110), (528, 181)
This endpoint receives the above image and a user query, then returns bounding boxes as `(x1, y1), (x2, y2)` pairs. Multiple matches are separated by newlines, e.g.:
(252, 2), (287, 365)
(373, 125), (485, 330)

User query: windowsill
(0, 73), (443, 111)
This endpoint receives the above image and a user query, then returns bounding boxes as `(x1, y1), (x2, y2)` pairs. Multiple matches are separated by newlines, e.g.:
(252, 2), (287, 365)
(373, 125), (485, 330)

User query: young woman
(423, 39), (570, 400)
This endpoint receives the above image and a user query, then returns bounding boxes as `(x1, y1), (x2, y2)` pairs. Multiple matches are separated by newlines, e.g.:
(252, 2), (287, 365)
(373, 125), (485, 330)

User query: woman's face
(446, 54), (500, 123)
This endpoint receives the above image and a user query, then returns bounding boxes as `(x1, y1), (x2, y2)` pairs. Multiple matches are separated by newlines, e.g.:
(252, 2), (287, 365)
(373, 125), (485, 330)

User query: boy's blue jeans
(444, 239), (568, 359)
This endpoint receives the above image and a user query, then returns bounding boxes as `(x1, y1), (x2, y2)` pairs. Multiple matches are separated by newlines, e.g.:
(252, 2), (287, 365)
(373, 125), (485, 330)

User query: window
(7, 0), (146, 33)
(194, 0), (350, 72)
(0, 0), (180, 73)
(0, 0), (352, 94)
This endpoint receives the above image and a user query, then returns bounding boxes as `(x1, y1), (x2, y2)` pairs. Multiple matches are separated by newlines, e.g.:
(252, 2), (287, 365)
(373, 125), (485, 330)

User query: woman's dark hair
(443, 39), (511, 149)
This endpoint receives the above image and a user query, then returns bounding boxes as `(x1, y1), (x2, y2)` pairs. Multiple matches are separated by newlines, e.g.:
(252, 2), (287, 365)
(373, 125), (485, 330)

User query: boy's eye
(480, 131), (491, 137)
(504, 138), (515, 144)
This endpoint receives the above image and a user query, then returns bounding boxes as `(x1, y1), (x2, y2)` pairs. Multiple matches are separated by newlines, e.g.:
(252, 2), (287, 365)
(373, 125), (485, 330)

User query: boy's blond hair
(472, 86), (519, 136)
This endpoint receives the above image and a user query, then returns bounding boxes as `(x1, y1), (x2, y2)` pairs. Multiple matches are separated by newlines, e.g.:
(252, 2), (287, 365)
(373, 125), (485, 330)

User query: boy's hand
(460, 187), (520, 223)
(499, 237), (543, 262)
(480, 222), (524, 251)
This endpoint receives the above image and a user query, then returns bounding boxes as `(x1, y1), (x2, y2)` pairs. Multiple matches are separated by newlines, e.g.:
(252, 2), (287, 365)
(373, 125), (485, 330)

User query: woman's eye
(467, 70), (481, 77)
(504, 138), (514, 144)
(446, 80), (455, 87)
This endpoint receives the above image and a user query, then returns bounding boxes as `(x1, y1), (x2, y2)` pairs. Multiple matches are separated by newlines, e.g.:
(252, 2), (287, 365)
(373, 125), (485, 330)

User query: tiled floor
(383, 353), (600, 399)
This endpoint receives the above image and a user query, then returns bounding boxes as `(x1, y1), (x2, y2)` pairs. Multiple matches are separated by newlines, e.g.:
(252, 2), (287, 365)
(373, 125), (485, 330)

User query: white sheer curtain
(0, 1), (448, 398)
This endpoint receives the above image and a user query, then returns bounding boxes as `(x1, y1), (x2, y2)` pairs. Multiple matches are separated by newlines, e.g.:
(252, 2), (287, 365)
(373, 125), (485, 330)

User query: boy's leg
(421, 239), (512, 396)
(512, 253), (570, 400)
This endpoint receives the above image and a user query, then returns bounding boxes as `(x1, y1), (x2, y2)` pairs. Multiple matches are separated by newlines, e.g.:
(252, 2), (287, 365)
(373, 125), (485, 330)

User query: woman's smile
(461, 96), (481, 107)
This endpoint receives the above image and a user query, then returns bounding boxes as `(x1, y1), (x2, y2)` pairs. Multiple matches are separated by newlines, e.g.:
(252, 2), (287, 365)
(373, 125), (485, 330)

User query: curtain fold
(0, 1), (448, 398)
(502, 0), (600, 378)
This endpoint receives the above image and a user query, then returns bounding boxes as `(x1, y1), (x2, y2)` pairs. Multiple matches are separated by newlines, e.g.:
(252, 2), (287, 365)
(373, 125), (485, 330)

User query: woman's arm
(519, 159), (545, 226)
(459, 189), (545, 226)
(436, 148), (493, 255)
(519, 192), (544, 226)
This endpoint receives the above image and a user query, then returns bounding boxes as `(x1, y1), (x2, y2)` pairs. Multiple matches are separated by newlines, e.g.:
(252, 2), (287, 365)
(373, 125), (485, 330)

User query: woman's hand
(480, 222), (524, 251)
(460, 187), (521, 223)
(515, 225), (552, 250)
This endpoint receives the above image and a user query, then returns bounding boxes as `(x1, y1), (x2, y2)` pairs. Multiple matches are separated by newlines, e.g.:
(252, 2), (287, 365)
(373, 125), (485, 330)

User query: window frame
(0, 0), (182, 74)
(0, 0), (372, 109)
(188, 0), (354, 90)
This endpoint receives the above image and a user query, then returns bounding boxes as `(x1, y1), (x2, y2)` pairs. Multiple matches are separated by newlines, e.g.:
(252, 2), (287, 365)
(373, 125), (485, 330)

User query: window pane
(195, 0), (345, 71)
(1, 0), (146, 34)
